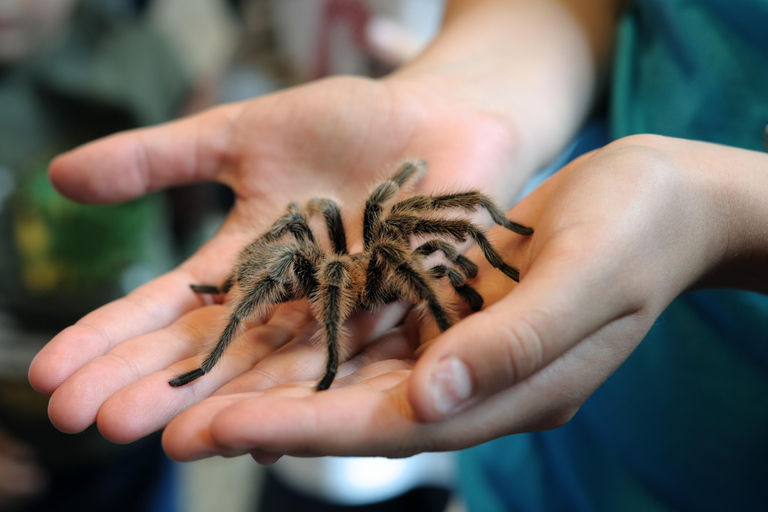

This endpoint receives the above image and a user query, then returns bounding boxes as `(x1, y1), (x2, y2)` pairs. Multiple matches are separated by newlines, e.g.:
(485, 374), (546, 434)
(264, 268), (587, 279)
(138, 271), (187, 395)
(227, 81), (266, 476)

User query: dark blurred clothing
(461, 1), (768, 511)
(0, 2), (189, 510)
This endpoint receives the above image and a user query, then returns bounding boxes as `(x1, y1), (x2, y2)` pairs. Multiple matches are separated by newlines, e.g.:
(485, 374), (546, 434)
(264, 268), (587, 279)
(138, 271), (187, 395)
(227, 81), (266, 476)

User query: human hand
(28, 75), (526, 441)
(159, 135), (757, 462)
(28, 0), (624, 448)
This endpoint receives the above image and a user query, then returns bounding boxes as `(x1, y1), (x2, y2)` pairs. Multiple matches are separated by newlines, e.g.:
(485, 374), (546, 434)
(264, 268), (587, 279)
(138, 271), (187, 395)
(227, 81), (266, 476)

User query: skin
(29, 0), (618, 441)
(162, 136), (768, 462)
(29, 0), (768, 465)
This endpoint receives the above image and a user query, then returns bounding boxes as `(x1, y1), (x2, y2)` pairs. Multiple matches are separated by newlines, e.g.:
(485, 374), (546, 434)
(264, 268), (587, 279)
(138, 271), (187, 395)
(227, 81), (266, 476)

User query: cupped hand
(159, 135), (732, 463)
(27, 75), (524, 442)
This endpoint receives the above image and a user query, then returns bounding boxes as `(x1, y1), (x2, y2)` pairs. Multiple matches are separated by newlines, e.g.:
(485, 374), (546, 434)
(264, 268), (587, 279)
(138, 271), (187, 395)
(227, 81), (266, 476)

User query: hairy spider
(170, 160), (533, 391)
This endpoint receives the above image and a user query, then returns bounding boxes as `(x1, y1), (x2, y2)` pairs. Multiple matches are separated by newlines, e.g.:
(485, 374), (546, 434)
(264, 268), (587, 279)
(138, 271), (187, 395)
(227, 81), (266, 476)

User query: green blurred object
(16, 161), (151, 289)
(0, 2), (190, 330)
(2, 157), (170, 328)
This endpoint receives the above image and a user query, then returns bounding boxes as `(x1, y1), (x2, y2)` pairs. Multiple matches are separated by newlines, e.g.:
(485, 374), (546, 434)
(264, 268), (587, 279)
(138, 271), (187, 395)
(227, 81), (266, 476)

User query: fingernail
(430, 357), (473, 417)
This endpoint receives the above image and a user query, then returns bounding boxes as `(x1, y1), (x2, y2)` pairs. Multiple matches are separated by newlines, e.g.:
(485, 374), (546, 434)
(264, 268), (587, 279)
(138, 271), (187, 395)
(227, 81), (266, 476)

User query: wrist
(623, 134), (768, 294)
(703, 142), (768, 292)
(380, 74), (530, 191)
(387, 0), (620, 174)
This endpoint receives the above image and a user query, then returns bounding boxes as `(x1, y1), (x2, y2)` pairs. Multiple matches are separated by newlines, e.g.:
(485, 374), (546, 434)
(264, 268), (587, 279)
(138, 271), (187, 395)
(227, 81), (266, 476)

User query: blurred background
(0, 0), (463, 511)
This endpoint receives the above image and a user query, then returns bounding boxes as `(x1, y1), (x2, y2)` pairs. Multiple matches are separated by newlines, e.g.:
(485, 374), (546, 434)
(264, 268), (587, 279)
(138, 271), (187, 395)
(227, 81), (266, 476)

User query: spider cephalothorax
(170, 160), (533, 391)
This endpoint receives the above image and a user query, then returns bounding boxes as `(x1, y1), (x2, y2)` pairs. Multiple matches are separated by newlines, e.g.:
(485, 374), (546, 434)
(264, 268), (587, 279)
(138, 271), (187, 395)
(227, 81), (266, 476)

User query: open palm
(155, 136), (731, 463)
(28, 75), (523, 443)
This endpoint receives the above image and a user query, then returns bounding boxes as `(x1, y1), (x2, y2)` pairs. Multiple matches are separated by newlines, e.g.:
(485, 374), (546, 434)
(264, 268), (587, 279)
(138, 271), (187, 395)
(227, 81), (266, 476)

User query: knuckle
(495, 314), (547, 384)
(244, 367), (280, 391)
(132, 132), (153, 192)
(73, 321), (113, 353)
(126, 290), (166, 327)
(102, 350), (142, 382)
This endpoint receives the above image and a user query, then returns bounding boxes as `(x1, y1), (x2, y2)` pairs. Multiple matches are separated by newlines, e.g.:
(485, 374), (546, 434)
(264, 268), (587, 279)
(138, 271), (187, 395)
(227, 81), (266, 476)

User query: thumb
(407, 239), (640, 422)
(49, 102), (244, 204)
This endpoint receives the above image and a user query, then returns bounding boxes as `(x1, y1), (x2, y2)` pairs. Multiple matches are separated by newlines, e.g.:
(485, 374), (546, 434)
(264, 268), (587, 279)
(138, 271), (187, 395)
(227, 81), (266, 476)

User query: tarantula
(169, 160), (533, 391)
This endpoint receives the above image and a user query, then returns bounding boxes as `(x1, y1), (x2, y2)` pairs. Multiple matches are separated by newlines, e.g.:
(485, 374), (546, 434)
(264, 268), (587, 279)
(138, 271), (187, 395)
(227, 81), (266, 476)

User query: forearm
(389, 0), (622, 175)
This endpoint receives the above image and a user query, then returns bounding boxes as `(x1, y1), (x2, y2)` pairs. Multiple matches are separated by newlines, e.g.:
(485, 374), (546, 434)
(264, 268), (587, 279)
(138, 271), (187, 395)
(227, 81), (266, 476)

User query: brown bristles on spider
(170, 160), (533, 391)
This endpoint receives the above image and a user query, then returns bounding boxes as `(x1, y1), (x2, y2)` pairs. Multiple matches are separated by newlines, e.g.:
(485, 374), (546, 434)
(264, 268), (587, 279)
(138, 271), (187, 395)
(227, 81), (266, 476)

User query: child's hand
(27, 75), (524, 441)
(159, 135), (768, 462)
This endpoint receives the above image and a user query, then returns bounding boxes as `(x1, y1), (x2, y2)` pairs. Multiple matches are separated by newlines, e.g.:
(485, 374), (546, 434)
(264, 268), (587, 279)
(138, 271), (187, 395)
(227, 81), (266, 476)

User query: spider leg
(408, 217), (471, 241)
(363, 160), (426, 249)
(466, 224), (522, 282)
(312, 259), (356, 391)
(428, 264), (484, 312)
(170, 246), (318, 387)
(190, 284), (222, 294)
(189, 203), (320, 297)
(367, 242), (452, 331)
(406, 218), (523, 282)
(362, 271), (401, 306)
(234, 204), (316, 268)
(169, 277), (291, 387)
(307, 198), (348, 254)
(413, 239), (478, 278)
(253, 203), (316, 246)
(394, 260), (453, 332)
(363, 248), (388, 308)
(391, 191), (533, 236)
(362, 241), (409, 307)
(190, 274), (235, 295)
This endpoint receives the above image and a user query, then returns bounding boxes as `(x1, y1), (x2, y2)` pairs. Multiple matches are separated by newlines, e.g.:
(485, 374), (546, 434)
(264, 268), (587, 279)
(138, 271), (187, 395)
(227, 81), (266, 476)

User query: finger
(408, 228), (645, 422)
(162, 393), (248, 461)
(332, 327), (417, 385)
(206, 319), (324, 395)
(162, 326), (414, 461)
(405, 152), (660, 423)
(164, 383), (321, 461)
(165, 308), (649, 461)
(49, 103), (243, 204)
(170, 378), (415, 460)
(28, 270), (206, 395)
(29, 219), (252, 395)
(95, 306), (309, 444)
(47, 305), (226, 434)
(212, 302), (410, 395)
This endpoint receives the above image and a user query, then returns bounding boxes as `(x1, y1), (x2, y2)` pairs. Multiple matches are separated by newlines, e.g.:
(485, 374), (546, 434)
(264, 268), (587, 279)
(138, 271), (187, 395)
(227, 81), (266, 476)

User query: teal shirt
(461, 1), (768, 511)
(612, 0), (768, 147)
